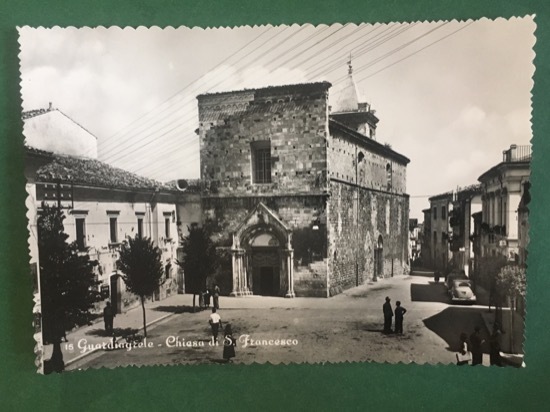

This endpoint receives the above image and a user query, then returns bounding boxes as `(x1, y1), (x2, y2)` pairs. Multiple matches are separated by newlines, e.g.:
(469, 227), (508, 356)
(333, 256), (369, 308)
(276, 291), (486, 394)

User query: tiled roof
(22, 108), (52, 120)
(31, 147), (174, 192)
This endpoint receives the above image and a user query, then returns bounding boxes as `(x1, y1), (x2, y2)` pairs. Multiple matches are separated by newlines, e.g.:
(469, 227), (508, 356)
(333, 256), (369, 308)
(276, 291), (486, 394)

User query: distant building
(477, 144), (531, 261)
(197, 69), (410, 297)
(428, 192), (453, 272)
(408, 218), (421, 265)
(449, 185), (482, 276)
(421, 208), (432, 268)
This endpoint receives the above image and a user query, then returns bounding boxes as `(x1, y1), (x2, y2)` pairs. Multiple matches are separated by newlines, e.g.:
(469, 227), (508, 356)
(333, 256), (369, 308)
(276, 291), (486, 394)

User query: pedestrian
(204, 289), (211, 308)
(469, 326), (485, 366)
(383, 296), (393, 333)
(103, 301), (115, 335)
(213, 284), (221, 310)
(222, 323), (236, 363)
(456, 332), (471, 366)
(489, 328), (503, 366)
(394, 301), (407, 334)
(209, 307), (222, 343)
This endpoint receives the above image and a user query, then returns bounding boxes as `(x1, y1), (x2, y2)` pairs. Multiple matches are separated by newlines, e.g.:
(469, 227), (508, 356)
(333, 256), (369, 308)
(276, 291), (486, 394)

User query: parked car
(450, 279), (477, 304)
(445, 270), (468, 290)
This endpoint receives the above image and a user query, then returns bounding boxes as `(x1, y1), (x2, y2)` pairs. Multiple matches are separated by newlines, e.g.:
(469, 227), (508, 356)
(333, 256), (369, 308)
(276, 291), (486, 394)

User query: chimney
(48, 102), (52, 111)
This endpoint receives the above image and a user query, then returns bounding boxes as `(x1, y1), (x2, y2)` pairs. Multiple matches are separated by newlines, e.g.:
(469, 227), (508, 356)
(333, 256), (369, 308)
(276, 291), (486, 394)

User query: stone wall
(202, 195), (329, 297)
(328, 130), (407, 194)
(198, 83), (331, 197)
(327, 181), (409, 295)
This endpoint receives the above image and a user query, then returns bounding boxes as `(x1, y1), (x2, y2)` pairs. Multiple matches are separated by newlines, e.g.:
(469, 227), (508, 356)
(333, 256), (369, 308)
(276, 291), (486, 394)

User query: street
(67, 272), (506, 370)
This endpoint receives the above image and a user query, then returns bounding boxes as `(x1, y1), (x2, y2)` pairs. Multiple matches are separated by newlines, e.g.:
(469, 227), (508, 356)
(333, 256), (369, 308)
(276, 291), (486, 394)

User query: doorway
(260, 266), (276, 296)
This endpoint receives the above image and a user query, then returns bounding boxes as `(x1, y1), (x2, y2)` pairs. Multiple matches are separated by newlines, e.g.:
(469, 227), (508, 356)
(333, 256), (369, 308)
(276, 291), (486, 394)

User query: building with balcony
(26, 147), (182, 313)
(196, 67), (410, 297)
(477, 144), (531, 262)
(23, 107), (196, 314)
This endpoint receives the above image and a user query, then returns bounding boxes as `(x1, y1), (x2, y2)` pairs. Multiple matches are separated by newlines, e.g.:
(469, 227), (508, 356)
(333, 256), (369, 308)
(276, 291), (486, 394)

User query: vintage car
(445, 270), (468, 290)
(450, 279), (477, 304)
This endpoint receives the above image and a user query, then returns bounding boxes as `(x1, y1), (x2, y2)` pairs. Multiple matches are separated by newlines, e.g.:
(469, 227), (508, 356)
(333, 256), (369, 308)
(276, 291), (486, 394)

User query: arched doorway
(249, 233), (281, 296)
(231, 202), (294, 298)
(374, 235), (383, 281)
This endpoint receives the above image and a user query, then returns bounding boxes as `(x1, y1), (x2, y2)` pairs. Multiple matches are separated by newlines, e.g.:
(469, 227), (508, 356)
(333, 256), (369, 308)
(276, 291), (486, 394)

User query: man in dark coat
(394, 301), (407, 334)
(383, 297), (393, 333)
(103, 301), (115, 334)
(470, 326), (485, 366)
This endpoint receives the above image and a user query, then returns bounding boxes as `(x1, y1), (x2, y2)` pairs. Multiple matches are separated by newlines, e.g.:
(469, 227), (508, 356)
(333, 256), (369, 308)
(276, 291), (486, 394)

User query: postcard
(18, 18), (534, 373)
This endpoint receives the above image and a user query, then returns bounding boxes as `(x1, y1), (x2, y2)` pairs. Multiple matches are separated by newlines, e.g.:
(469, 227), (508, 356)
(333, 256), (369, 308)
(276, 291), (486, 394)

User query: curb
(65, 311), (175, 368)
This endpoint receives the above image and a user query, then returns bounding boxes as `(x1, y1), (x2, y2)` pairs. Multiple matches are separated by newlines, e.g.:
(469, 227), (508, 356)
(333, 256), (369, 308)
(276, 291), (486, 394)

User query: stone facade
(197, 80), (410, 297)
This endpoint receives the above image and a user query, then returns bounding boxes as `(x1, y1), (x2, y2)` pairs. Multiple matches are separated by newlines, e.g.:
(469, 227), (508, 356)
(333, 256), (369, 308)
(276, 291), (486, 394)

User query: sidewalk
(44, 293), (192, 367)
(474, 284), (525, 355)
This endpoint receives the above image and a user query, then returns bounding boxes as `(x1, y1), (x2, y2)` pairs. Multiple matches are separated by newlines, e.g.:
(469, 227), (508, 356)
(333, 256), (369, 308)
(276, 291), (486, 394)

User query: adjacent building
(423, 144), (531, 275)
(196, 67), (410, 297)
(477, 144), (531, 262)
(24, 106), (189, 314)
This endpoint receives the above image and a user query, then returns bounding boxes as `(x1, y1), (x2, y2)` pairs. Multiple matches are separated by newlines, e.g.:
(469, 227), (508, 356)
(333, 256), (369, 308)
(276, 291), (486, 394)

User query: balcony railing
(502, 145), (532, 163)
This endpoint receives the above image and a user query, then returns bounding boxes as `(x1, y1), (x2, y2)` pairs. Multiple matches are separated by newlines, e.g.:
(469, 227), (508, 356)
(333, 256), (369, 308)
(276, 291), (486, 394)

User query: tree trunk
(49, 339), (64, 373)
(141, 296), (147, 337)
(509, 296), (515, 354)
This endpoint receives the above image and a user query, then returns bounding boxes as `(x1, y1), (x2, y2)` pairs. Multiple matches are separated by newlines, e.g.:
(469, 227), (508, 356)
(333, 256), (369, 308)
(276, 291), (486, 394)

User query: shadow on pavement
(153, 305), (202, 314)
(410, 283), (449, 303)
(86, 327), (139, 337)
(423, 307), (490, 353)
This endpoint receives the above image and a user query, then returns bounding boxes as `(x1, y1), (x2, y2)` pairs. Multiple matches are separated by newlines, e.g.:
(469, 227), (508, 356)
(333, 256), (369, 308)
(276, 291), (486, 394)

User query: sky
(18, 17), (535, 220)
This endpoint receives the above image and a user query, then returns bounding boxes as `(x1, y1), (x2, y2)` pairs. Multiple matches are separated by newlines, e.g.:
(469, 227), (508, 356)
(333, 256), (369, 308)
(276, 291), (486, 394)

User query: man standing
(383, 297), (393, 333)
(394, 301), (407, 334)
(103, 301), (115, 335)
(209, 307), (222, 343)
(470, 326), (485, 366)
(213, 284), (221, 310)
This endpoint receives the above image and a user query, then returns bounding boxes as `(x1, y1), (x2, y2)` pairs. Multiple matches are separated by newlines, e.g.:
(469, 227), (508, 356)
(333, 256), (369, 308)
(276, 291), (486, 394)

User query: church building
(197, 65), (410, 297)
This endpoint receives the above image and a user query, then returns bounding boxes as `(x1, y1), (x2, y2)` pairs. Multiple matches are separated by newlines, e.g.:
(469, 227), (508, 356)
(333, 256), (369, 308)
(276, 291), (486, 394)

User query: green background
(0, 0), (547, 410)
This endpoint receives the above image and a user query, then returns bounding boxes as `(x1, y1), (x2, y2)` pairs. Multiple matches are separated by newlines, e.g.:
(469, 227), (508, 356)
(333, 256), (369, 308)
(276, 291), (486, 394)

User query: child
(223, 324), (236, 363)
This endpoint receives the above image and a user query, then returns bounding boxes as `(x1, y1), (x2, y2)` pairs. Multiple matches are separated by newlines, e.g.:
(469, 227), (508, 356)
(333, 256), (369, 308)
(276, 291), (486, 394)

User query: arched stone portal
(231, 203), (295, 298)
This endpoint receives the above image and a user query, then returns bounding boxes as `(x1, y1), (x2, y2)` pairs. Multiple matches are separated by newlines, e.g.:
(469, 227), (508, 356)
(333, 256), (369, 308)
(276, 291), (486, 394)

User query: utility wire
(110, 24), (386, 170)
(102, 25), (311, 164)
(100, 25), (276, 151)
(356, 21), (474, 81)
